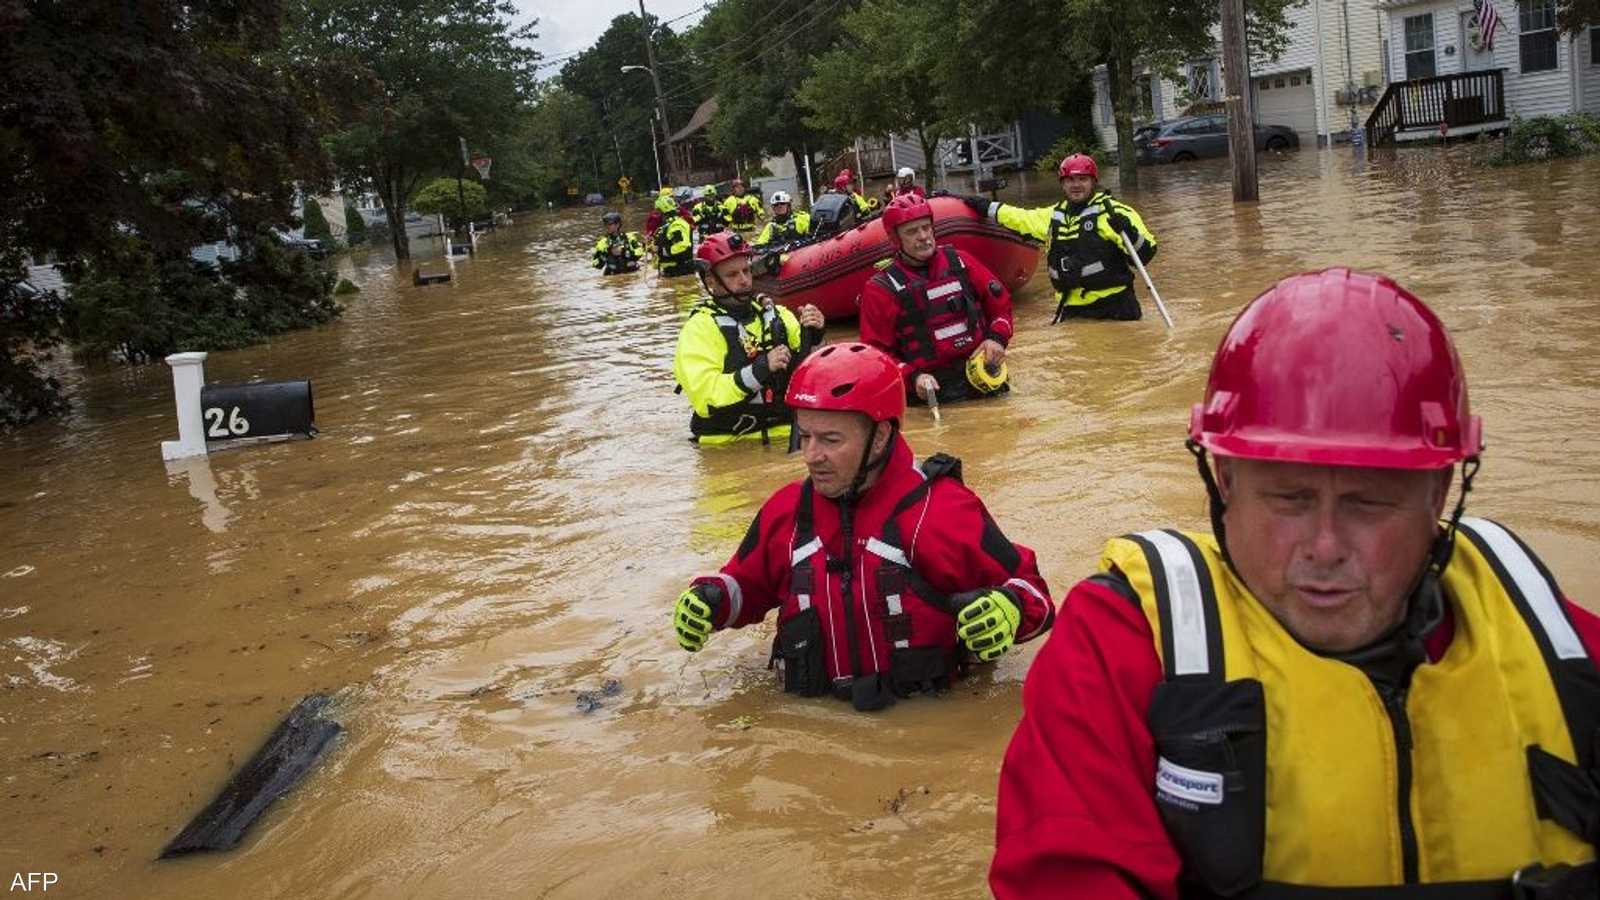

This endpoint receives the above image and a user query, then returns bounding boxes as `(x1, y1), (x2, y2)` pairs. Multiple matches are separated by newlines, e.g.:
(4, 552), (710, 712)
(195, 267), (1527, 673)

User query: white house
(1373, 0), (1600, 142)
(1092, 1), (1390, 149)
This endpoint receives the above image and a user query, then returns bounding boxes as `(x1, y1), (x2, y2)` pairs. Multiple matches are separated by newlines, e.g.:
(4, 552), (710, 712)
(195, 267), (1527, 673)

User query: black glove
(1105, 209), (1133, 238)
(960, 195), (991, 215)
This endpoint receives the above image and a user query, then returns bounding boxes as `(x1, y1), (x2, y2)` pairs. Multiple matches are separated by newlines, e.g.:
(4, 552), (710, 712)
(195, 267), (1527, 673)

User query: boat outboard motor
(808, 193), (856, 239)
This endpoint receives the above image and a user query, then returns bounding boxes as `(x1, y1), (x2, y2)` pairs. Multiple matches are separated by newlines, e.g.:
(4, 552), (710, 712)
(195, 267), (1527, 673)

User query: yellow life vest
(1100, 518), (1598, 897)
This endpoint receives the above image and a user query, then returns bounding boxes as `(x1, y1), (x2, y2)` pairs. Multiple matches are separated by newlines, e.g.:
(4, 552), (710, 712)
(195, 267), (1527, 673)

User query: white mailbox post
(160, 352), (209, 460)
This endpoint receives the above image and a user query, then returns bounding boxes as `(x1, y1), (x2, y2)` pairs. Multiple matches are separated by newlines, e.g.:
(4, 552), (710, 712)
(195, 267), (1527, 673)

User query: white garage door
(1255, 69), (1318, 145)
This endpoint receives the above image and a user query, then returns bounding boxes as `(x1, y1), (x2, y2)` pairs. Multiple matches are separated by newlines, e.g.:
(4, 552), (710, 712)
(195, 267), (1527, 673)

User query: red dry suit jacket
(989, 570), (1600, 899)
(696, 436), (1053, 680)
(859, 247), (1014, 395)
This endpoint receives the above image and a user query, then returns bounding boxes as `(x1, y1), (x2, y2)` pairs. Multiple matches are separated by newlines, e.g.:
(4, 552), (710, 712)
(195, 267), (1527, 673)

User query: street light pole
(634, 1), (673, 181)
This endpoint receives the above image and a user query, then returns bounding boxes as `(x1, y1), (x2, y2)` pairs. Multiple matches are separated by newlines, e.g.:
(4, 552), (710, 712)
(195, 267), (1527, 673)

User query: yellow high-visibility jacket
(991, 190), (1155, 307)
(673, 300), (804, 445)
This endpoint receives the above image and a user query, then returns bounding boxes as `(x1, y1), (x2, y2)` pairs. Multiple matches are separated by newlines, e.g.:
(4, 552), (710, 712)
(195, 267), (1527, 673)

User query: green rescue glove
(673, 583), (725, 652)
(954, 587), (1022, 662)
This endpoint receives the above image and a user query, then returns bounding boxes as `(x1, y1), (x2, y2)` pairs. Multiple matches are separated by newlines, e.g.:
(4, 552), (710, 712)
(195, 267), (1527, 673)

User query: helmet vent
(831, 383), (855, 398)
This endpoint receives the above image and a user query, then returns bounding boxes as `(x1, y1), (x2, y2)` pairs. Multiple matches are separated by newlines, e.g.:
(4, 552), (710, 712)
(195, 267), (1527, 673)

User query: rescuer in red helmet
(859, 194), (1015, 405)
(671, 342), (1054, 711)
(829, 168), (877, 217)
(961, 153), (1156, 323)
(672, 231), (824, 446)
(991, 269), (1600, 898)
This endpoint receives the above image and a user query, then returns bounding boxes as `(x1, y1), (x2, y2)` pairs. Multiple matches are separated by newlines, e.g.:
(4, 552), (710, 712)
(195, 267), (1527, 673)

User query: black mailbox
(198, 380), (316, 444)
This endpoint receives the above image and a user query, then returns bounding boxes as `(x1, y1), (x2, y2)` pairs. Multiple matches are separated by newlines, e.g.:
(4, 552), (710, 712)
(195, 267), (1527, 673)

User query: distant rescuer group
(598, 155), (1600, 896)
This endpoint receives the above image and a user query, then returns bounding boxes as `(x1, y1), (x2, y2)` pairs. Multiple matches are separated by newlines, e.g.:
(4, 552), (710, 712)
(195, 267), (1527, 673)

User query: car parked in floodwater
(1135, 115), (1300, 164)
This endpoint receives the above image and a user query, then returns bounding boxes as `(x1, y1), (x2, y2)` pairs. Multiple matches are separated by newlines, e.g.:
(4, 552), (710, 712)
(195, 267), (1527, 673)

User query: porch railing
(1365, 68), (1507, 146)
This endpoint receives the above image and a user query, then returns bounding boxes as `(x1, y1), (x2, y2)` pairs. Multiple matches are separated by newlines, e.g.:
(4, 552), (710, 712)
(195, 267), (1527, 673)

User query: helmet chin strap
(701, 269), (755, 311)
(841, 420), (898, 503)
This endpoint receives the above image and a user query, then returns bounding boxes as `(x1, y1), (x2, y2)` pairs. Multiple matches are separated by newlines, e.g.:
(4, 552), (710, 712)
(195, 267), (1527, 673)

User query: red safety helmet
(1057, 153), (1098, 180)
(833, 169), (853, 190)
(1190, 268), (1482, 470)
(786, 343), (906, 424)
(881, 194), (933, 251)
(694, 231), (753, 273)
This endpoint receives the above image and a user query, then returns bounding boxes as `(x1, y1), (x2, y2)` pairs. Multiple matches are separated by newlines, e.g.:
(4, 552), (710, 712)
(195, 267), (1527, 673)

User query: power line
(655, 0), (850, 103)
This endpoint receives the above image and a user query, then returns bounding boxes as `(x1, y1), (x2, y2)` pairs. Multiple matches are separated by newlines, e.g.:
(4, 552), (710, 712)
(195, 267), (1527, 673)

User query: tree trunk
(915, 126), (936, 190)
(379, 165), (410, 262)
(1110, 50), (1140, 191)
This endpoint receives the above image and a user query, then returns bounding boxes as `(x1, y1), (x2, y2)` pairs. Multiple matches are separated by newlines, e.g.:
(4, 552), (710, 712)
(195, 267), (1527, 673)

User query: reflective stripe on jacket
(1097, 521), (1597, 895)
(754, 211), (812, 247)
(992, 191), (1156, 307)
(692, 436), (1053, 695)
(672, 300), (802, 444)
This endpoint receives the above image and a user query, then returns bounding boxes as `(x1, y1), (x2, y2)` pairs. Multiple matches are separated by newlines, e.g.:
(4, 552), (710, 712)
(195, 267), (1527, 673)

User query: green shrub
(1490, 113), (1600, 165)
(1034, 134), (1111, 174)
(66, 234), (340, 366)
(0, 260), (70, 428)
(302, 197), (333, 241)
(411, 178), (488, 228)
(344, 204), (367, 244)
(335, 278), (360, 294)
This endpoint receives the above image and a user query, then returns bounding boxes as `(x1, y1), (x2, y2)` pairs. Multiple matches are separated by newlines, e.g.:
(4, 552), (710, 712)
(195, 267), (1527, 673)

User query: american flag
(1474, 0), (1502, 52)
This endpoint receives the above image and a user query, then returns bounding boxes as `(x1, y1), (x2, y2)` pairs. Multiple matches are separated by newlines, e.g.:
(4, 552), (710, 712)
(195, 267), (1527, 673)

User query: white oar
(1120, 230), (1174, 331)
(927, 386), (941, 424)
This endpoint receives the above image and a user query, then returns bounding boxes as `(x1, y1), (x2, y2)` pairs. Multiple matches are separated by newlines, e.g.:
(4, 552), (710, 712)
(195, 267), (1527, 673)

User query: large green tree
(0, 0), (332, 424)
(286, 0), (540, 260)
(693, 0), (855, 181)
(797, 0), (958, 175)
(1061, 0), (1302, 189)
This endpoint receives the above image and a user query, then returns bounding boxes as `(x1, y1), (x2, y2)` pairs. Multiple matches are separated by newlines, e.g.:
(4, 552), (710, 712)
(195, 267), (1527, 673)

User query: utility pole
(638, 0), (674, 182)
(1220, 0), (1259, 202)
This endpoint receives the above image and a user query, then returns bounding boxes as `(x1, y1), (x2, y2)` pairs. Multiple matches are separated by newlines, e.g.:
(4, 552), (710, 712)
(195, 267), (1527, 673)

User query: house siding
(1581, 27), (1600, 113)
(1384, 0), (1576, 118)
(1090, 1), (1389, 147)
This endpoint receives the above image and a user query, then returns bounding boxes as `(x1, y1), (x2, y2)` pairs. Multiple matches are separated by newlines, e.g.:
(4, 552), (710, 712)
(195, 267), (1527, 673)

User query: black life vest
(1046, 193), (1132, 294)
(688, 302), (791, 440)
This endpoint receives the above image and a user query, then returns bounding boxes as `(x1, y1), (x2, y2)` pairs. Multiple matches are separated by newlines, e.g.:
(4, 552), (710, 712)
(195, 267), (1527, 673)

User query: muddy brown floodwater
(2, 148), (1598, 898)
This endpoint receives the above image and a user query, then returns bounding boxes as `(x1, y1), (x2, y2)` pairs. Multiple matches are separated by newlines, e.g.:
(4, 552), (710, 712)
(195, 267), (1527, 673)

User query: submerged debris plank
(159, 693), (342, 859)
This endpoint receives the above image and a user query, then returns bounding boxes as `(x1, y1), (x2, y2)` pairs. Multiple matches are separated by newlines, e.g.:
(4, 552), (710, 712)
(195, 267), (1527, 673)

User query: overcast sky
(515, 0), (710, 74)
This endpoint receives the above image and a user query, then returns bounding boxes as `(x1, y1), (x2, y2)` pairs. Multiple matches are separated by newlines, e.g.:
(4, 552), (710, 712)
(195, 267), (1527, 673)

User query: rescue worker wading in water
(860, 194), (1014, 405)
(831, 169), (877, 217)
(671, 232), (824, 445)
(721, 177), (764, 235)
(991, 269), (1600, 899)
(753, 191), (811, 247)
(653, 191), (695, 278)
(966, 153), (1156, 322)
(692, 185), (728, 240)
(591, 210), (644, 274)
(882, 165), (925, 205)
(672, 343), (1054, 711)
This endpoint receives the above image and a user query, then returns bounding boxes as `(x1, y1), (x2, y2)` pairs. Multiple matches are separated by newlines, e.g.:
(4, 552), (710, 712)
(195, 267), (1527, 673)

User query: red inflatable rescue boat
(755, 195), (1040, 320)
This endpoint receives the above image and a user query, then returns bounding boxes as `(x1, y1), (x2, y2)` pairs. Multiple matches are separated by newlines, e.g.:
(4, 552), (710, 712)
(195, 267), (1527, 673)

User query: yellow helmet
(655, 192), (677, 213)
(965, 353), (1009, 394)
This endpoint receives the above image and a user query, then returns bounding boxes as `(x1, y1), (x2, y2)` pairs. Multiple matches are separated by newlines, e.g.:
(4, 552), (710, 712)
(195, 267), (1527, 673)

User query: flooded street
(3, 148), (1599, 898)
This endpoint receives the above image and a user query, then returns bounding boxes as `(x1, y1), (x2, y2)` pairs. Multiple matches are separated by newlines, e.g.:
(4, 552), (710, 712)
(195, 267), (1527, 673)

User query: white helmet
(896, 166), (915, 179)
(770, 190), (792, 204)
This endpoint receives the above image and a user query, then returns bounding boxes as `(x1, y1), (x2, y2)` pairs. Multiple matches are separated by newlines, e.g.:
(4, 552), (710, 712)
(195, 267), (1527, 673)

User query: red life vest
(773, 454), (967, 710)
(871, 247), (985, 379)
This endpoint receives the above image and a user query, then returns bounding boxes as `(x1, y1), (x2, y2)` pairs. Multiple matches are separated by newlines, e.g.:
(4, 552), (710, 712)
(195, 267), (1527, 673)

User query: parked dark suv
(1136, 115), (1299, 164)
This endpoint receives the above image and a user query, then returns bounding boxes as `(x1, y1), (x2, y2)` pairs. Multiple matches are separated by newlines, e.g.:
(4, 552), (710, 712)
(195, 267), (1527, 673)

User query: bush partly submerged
(1489, 113), (1600, 165)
